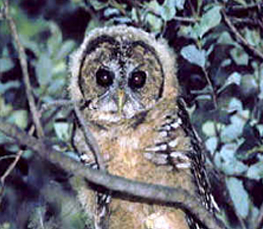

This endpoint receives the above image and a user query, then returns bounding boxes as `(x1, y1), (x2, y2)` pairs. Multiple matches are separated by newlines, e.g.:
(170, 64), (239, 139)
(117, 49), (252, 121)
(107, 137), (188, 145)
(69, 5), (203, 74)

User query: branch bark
(222, 10), (263, 61)
(0, 119), (226, 229)
(2, 0), (44, 137)
(74, 104), (106, 170)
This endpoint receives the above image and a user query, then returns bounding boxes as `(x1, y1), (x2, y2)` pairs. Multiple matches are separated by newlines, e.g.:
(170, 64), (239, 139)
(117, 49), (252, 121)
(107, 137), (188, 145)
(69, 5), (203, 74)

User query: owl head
(69, 25), (179, 123)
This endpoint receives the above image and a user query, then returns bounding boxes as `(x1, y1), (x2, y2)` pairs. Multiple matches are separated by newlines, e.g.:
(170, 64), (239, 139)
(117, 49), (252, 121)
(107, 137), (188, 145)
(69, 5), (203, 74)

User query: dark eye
(128, 70), (147, 89)
(96, 68), (114, 87)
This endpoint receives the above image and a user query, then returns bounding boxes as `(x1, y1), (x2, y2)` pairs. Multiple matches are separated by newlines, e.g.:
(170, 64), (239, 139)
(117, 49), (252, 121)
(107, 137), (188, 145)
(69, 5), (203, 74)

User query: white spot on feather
(170, 118), (182, 129)
(145, 144), (167, 152)
(168, 138), (179, 148)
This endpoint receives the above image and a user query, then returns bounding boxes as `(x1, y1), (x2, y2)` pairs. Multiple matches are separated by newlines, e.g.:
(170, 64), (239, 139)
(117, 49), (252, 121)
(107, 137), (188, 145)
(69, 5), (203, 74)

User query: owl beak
(117, 89), (126, 115)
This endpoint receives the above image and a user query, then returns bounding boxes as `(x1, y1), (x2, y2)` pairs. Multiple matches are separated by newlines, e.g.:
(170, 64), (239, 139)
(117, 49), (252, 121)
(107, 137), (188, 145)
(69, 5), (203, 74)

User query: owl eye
(96, 68), (114, 87)
(129, 70), (147, 89)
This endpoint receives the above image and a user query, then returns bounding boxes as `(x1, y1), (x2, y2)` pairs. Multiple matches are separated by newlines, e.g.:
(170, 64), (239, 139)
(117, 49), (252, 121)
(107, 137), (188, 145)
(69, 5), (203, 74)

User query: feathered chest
(90, 104), (194, 190)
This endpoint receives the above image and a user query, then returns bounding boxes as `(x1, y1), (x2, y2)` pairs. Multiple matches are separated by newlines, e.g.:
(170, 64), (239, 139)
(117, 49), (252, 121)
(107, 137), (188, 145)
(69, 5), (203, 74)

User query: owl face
(70, 26), (179, 122)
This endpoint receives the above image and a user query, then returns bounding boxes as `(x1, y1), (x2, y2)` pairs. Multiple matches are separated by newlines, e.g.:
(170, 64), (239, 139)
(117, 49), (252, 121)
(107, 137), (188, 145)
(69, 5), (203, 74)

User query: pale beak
(117, 89), (126, 115)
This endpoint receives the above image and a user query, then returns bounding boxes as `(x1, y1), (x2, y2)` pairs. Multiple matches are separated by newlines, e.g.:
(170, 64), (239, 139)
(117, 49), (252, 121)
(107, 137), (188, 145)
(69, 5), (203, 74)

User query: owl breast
(86, 100), (196, 229)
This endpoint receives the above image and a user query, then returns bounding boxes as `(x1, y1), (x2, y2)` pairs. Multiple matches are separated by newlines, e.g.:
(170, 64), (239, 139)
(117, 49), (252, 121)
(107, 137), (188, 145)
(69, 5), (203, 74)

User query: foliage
(0, 0), (263, 228)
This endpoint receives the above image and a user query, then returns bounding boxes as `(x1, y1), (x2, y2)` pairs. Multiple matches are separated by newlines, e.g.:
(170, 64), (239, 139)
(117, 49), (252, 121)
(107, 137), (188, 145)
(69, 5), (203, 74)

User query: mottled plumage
(69, 25), (215, 229)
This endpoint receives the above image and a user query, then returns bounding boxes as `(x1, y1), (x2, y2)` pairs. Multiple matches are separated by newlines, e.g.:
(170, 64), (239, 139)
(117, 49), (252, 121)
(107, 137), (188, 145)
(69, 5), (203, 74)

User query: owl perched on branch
(69, 25), (216, 229)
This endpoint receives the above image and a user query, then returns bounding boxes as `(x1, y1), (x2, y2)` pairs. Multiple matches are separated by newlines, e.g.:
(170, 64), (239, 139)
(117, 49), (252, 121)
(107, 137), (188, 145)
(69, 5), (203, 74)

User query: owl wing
(143, 97), (218, 228)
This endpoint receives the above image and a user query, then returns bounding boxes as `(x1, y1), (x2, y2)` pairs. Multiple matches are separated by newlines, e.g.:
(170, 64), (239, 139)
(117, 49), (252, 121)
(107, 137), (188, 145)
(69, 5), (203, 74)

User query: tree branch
(74, 104), (106, 170)
(222, 10), (263, 61)
(2, 0), (44, 137)
(0, 119), (226, 229)
(226, 2), (263, 14)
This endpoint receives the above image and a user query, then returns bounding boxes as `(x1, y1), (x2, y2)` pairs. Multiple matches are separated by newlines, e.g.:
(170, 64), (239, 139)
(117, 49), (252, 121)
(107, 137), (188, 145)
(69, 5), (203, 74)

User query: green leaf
(144, 13), (163, 33)
(233, 0), (247, 6)
(0, 58), (14, 73)
(257, 124), (263, 136)
(218, 31), (235, 45)
(112, 17), (132, 24)
(205, 136), (218, 154)
(227, 98), (243, 113)
(259, 74), (263, 99)
(47, 22), (63, 56)
(245, 28), (261, 46)
(90, 0), (108, 10)
(85, 20), (102, 34)
(0, 81), (20, 94)
(47, 78), (65, 94)
(146, 0), (176, 21)
(221, 124), (243, 142)
(131, 8), (139, 22)
(0, 96), (13, 117)
(218, 72), (241, 94)
(0, 222), (11, 229)
(221, 59), (231, 67)
(178, 25), (197, 39)
(230, 46), (249, 65)
(247, 162), (263, 180)
(36, 53), (53, 86)
(181, 45), (206, 67)
(54, 122), (72, 141)
(7, 110), (28, 129)
(241, 74), (257, 95)
(104, 8), (120, 17)
(55, 40), (75, 61)
(220, 109), (249, 143)
(52, 61), (67, 75)
(20, 34), (41, 57)
(194, 5), (222, 38)
(160, 0), (176, 21)
(215, 144), (248, 175)
(202, 121), (216, 136)
(175, 0), (185, 10)
(226, 177), (249, 218)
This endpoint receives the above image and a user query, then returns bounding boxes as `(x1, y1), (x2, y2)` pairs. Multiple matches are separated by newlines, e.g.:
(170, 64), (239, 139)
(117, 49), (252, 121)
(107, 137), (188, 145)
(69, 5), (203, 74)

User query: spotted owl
(69, 25), (216, 229)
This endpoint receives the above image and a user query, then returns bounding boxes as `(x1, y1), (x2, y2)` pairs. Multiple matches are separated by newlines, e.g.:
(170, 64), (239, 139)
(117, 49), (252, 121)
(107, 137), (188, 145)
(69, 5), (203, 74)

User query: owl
(69, 25), (216, 229)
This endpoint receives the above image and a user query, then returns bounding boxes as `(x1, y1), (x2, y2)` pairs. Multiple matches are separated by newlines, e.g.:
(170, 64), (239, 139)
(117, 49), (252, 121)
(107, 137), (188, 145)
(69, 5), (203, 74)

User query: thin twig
(231, 17), (261, 27)
(74, 104), (106, 170)
(0, 126), (35, 185)
(0, 119), (226, 229)
(39, 99), (82, 115)
(0, 125), (35, 206)
(138, 2), (197, 24)
(222, 10), (263, 61)
(173, 16), (198, 23)
(3, 0), (44, 137)
(202, 67), (218, 110)
(40, 99), (106, 171)
(0, 155), (16, 161)
(0, 150), (23, 185)
(227, 2), (263, 12)
(40, 100), (106, 171)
